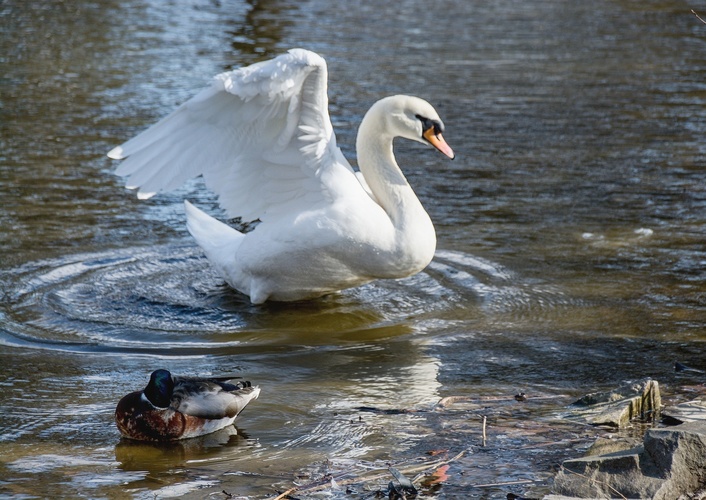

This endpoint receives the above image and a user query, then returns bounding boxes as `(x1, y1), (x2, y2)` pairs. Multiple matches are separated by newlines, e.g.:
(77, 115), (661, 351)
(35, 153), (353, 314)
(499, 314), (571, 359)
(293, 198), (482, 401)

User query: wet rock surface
(566, 378), (661, 428)
(549, 419), (706, 499)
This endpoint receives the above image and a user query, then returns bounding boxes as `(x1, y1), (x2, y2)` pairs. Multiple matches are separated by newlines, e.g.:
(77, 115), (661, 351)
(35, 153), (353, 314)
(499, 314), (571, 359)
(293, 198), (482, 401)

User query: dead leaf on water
(421, 464), (450, 487)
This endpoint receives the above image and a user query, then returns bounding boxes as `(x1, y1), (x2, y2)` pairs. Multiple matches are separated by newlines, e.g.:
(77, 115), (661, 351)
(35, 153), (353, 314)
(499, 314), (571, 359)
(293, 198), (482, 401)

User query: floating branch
(268, 450), (466, 499)
(482, 415), (487, 447)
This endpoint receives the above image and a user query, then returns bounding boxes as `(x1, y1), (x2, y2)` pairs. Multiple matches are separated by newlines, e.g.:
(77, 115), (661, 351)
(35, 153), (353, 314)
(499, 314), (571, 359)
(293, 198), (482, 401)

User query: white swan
(108, 49), (454, 304)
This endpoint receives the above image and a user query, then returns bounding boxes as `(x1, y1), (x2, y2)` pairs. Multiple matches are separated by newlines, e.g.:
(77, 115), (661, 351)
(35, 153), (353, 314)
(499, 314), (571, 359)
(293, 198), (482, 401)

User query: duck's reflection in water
(115, 426), (254, 472)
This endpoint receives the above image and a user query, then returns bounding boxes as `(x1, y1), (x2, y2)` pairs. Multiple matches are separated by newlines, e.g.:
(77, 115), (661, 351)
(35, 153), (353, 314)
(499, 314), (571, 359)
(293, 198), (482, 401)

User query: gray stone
(568, 378), (661, 428)
(645, 422), (706, 499)
(551, 421), (706, 499)
(584, 436), (642, 457)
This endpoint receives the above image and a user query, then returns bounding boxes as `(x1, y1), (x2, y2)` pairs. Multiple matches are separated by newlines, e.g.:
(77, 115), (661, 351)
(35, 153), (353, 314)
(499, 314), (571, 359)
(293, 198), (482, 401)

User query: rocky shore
(546, 378), (706, 499)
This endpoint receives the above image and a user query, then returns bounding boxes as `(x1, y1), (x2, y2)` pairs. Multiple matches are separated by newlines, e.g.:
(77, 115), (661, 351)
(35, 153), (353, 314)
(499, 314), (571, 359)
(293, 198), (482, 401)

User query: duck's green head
(144, 369), (174, 408)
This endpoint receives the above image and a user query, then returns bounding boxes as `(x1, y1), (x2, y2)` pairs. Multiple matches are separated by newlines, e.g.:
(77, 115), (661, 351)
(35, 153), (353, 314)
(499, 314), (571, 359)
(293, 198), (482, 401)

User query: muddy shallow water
(2, 0), (706, 498)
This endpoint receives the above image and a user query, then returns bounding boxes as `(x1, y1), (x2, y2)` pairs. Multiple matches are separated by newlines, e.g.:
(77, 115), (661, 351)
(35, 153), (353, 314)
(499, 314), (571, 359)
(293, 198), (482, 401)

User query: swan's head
(375, 95), (455, 160)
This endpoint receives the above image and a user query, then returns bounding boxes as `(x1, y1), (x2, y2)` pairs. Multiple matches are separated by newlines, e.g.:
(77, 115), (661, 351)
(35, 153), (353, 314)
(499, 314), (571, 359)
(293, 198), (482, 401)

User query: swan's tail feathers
(184, 201), (245, 261)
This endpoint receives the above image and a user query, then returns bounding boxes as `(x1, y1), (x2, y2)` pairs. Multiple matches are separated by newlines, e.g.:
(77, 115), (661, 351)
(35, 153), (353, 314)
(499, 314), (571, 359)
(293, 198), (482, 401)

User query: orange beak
(423, 127), (455, 159)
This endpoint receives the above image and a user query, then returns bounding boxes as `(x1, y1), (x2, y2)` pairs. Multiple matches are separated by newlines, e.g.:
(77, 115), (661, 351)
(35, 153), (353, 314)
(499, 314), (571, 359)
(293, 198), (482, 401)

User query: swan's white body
(109, 49), (454, 304)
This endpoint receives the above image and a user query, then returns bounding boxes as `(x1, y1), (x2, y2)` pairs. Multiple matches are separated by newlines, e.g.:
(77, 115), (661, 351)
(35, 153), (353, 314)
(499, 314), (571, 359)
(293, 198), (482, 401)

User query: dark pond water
(2, 0), (706, 498)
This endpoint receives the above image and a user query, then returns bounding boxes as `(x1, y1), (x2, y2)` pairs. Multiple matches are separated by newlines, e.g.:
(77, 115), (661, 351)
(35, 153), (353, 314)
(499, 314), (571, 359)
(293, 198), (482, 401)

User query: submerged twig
(436, 394), (568, 408)
(482, 415), (487, 447)
(267, 450), (466, 499)
(271, 486), (299, 500)
(518, 437), (590, 449)
(692, 9), (706, 24)
(472, 479), (539, 488)
(356, 406), (420, 414)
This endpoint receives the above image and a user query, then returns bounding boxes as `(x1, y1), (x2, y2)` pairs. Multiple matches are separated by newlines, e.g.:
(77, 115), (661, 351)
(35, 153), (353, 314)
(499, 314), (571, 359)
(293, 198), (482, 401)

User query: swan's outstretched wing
(108, 49), (353, 221)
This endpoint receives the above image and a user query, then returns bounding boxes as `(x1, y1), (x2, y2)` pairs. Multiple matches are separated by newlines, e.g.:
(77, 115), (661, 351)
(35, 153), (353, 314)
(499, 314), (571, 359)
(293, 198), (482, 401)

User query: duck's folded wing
(172, 378), (260, 419)
(109, 49), (352, 221)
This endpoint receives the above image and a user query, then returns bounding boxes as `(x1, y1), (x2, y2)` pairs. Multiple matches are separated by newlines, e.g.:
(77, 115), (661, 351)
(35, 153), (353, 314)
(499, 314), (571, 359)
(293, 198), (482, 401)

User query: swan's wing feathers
(111, 84), (240, 201)
(110, 49), (347, 220)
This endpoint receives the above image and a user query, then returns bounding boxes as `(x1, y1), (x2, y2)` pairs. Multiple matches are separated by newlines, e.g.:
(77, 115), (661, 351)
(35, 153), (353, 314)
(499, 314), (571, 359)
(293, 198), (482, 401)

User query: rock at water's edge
(552, 421), (706, 499)
(568, 378), (661, 428)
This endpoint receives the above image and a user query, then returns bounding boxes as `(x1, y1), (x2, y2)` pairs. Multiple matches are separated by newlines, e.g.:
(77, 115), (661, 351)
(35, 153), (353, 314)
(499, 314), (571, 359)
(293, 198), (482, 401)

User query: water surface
(2, 0), (706, 498)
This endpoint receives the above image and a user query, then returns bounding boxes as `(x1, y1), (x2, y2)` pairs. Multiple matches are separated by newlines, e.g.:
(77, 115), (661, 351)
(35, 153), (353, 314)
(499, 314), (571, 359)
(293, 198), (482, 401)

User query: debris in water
(387, 466), (418, 497)
(675, 362), (706, 374)
(420, 464), (450, 487)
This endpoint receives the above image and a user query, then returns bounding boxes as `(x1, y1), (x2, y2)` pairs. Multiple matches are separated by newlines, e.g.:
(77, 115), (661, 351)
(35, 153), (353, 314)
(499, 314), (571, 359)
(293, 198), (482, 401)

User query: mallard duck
(108, 49), (454, 304)
(115, 369), (260, 441)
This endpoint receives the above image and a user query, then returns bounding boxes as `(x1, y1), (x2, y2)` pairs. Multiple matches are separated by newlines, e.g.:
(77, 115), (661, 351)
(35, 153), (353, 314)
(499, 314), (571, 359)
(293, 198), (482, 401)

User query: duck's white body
(109, 49), (454, 304)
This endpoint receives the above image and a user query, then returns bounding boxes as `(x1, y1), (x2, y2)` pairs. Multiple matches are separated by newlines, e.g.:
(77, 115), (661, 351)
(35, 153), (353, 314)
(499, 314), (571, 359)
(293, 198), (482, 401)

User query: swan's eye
(415, 114), (444, 139)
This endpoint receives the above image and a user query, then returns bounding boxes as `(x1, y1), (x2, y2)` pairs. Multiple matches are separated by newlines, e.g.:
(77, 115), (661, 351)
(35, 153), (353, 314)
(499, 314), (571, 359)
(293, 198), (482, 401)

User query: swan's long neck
(357, 134), (410, 218)
(356, 114), (421, 224)
(355, 106), (436, 274)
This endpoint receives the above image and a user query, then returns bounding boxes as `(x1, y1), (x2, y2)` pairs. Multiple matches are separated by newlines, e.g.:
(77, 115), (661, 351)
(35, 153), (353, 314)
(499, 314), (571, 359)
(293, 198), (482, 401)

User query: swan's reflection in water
(2, 245), (534, 352)
(0, 244), (578, 497)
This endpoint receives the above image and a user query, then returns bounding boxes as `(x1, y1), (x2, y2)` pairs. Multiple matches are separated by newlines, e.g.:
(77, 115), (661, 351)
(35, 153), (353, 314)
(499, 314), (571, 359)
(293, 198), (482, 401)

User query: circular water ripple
(0, 244), (577, 354)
